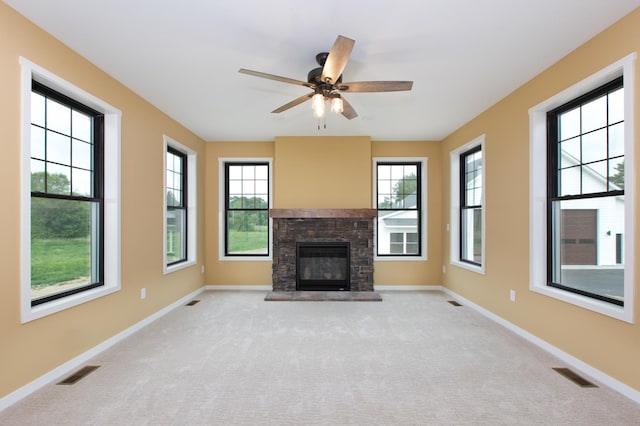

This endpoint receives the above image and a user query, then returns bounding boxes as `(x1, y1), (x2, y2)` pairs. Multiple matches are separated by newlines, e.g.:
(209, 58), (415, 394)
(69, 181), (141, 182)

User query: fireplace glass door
(296, 242), (350, 291)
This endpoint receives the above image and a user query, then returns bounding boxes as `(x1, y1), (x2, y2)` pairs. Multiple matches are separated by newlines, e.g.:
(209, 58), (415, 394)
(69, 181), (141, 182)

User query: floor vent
(57, 365), (100, 385)
(447, 300), (462, 307)
(553, 368), (598, 388)
(186, 300), (200, 306)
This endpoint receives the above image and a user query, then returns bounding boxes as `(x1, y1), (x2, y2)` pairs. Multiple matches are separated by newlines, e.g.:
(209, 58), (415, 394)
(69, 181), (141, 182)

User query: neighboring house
(378, 193), (419, 255)
(556, 150), (624, 266)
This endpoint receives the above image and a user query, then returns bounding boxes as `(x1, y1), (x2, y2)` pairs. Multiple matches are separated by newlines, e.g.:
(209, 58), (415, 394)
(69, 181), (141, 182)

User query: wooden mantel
(270, 208), (377, 219)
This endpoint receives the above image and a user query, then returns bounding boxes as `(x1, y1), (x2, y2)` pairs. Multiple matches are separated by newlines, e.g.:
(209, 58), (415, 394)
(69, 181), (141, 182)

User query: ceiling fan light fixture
(312, 93), (325, 118)
(330, 94), (344, 114)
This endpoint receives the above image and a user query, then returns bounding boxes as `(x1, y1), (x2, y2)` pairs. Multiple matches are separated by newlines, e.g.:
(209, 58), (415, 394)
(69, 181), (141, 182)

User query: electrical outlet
(442, 265), (446, 273)
(510, 290), (516, 302)
(141, 288), (146, 300)
(201, 265), (205, 273)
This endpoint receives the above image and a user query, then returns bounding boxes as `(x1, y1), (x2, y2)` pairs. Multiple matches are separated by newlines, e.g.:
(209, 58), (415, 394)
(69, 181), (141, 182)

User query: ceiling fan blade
(321, 35), (355, 84)
(338, 81), (413, 93)
(271, 92), (314, 113)
(239, 68), (313, 88)
(341, 97), (358, 120)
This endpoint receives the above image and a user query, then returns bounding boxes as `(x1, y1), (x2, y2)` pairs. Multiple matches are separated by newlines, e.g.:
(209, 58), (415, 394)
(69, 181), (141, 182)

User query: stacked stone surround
(271, 209), (376, 292)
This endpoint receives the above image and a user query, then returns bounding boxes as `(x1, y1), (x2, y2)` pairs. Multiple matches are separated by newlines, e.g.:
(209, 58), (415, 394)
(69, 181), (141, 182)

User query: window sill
(451, 260), (485, 275)
(375, 255), (427, 262)
(164, 259), (197, 275)
(530, 283), (632, 323)
(22, 284), (120, 323)
(219, 255), (272, 262)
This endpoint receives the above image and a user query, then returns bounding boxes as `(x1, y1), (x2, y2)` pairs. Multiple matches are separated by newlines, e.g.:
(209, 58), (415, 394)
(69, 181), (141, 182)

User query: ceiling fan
(239, 35), (413, 121)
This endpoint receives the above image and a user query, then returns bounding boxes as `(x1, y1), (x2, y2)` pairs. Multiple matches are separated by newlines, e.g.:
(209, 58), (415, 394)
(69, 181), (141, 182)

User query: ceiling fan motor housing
(308, 66), (343, 86)
(315, 52), (329, 66)
(307, 67), (323, 84)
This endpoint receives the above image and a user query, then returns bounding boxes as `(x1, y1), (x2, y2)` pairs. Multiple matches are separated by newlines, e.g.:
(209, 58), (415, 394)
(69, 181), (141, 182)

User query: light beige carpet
(1, 291), (639, 425)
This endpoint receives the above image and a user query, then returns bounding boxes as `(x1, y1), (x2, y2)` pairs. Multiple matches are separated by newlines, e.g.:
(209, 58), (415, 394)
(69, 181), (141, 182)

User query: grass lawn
(31, 238), (91, 287)
(31, 229), (267, 288)
(228, 229), (268, 253)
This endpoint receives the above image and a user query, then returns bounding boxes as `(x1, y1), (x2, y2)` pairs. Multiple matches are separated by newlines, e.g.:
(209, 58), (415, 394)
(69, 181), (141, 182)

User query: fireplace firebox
(296, 242), (350, 291)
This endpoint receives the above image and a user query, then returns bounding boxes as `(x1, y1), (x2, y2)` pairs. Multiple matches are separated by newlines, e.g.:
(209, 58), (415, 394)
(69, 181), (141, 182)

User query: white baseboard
(441, 288), (640, 404)
(375, 285), (443, 291)
(205, 285), (271, 291)
(0, 287), (205, 412)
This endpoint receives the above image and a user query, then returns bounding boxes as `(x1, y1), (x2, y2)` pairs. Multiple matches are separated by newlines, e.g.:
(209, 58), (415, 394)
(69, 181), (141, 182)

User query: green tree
(167, 190), (180, 206)
(609, 162), (624, 189)
(378, 197), (392, 209)
(228, 196), (268, 232)
(31, 172), (90, 239)
(31, 171), (71, 194)
(378, 172), (417, 209)
(392, 173), (417, 207)
(394, 173), (417, 198)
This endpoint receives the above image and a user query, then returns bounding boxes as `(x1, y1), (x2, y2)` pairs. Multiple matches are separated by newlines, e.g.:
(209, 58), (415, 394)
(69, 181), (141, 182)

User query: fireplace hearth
(297, 242), (350, 291)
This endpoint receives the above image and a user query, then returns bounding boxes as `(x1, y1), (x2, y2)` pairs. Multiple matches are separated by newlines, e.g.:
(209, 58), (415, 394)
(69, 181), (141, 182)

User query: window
(29, 81), (104, 305)
(450, 136), (485, 273)
(460, 146), (483, 266)
(390, 232), (418, 254)
(21, 58), (121, 322)
(166, 148), (186, 264)
(529, 54), (635, 323)
(547, 77), (624, 306)
(374, 159), (427, 259)
(219, 159), (272, 259)
(163, 136), (196, 273)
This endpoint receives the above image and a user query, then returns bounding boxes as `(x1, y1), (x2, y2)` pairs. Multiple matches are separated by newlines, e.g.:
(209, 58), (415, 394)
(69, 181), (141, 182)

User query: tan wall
(204, 141), (275, 285)
(0, 3), (206, 399)
(204, 138), (443, 287)
(274, 136), (372, 208)
(441, 8), (640, 392)
(372, 141), (443, 286)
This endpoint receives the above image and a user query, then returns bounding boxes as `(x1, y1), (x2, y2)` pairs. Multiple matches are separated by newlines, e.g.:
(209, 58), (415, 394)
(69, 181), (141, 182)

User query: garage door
(561, 209), (597, 265)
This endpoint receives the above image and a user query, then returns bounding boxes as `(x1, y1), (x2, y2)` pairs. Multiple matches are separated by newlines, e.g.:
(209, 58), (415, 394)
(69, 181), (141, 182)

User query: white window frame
(450, 135), (485, 274)
(529, 53), (635, 323)
(218, 157), (273, 261)
(163, 135), (197, 274)
(20, 58), (122, 323)
(373, 157), (428, 261)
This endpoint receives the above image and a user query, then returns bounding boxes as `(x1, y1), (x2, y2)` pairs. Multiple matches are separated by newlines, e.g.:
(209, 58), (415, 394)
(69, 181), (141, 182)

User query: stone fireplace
(270, 209), (376, 292)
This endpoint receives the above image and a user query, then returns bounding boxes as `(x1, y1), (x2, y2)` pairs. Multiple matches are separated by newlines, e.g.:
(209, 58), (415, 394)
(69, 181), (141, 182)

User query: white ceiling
(5, 0), (640, 141)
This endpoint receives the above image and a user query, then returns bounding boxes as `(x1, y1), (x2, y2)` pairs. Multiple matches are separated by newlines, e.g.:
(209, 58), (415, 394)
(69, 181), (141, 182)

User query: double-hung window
(29, 81), (105, 306)
(450, 135), (485, 273)
(460, 146), (483, 266)
(374, 159), (426, 258)
(166, 147), (187, 265)
(529, 54), (635, 322)
(21, 58), (121, 323)
(163, 135), (196, 273)
(221, 161), (271, 258)
(547, 77), (624, 306)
